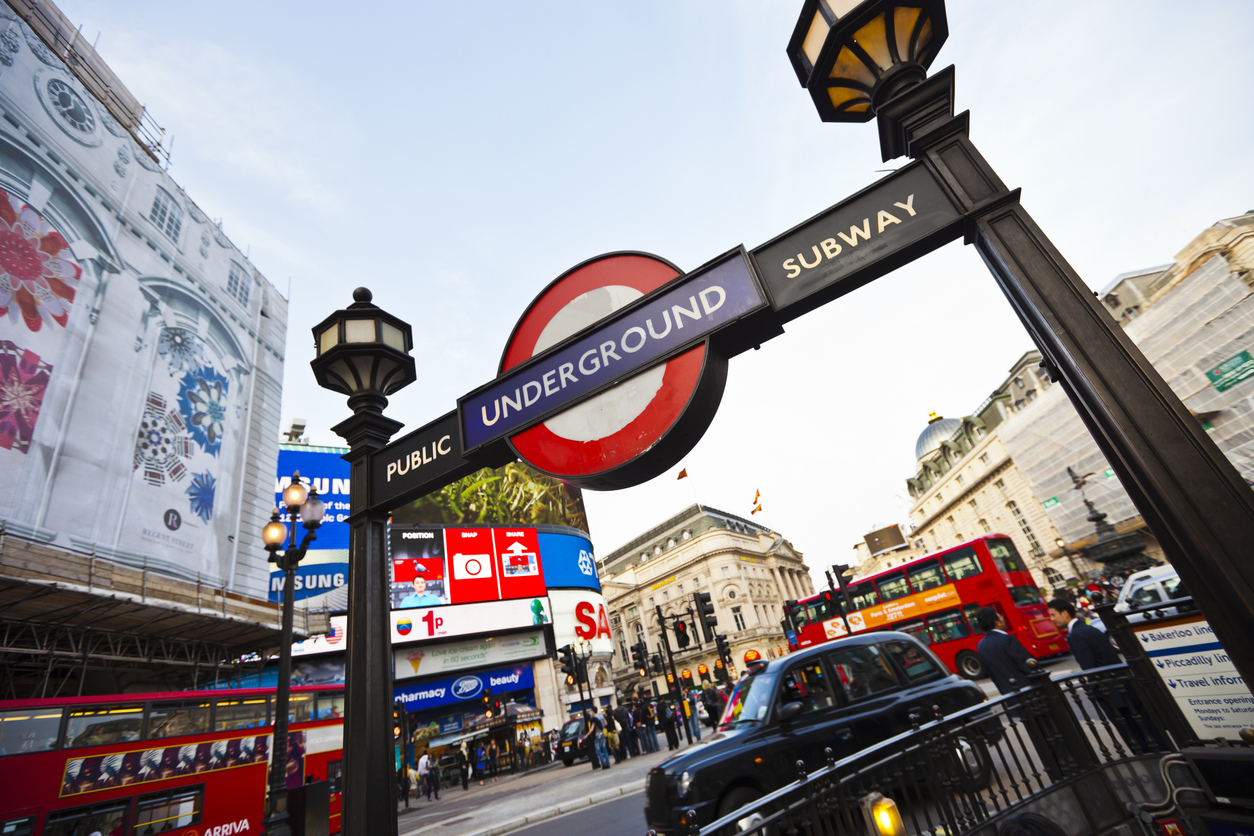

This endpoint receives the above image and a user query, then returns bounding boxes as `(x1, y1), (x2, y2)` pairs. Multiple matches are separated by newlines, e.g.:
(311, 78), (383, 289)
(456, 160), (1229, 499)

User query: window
(980, 453), (990, 464)
(66, 704), (144, 748)
(648, 597), (654, 607)
(896, 619), (931, 645)
(732, 607), (746, 631)
(634, 623), (645, 645)
(619, 640), (629, 662)
(968, 498), (980, 512)
(149, 187), (183, 242)
(1129, 584), (1164, 608)
(827, 645), (899, 701)
(628, 606), (639, 617)
(146, 700), (209, 739)
(963, 603), (986, 634)
(988, 539), (1027, 572)
(1025, 389), (1037, 403)
(848, 581), (879, 611)
(941, 547), (982, 581)
(1014, 377), (1025, 389)
(0, 708), (62, 755)
(955, 474), (964, 485)
(1008, 586), (1043, 606)
(727, 589), (737, 599)
(316, 692), (344, 720)
(135, 785), (203, 833)
(213, 697), (267, 731)
(907, 560), (945, 592)
(662, 591), (669, 602)
(1042, 567), (1066, 587)
(667, 538), (676, 549)
(884, 640), (942, 682)
(876, 571), (909, 602)
(721, 567), (730, 579)
(288, 692), (314, 724)
(682, 530), (691, 541)
(926, 610), (972, 644)
(1164, 577), (1188, 600)
(0, 816), (34, 835)
(979, 519), (991, 533)
(227, 261), (251, 306)
(43, 799), (130, 836)
(994, 479), (1006, 492)
(1005, 503), (1044, 556)
(677, 583), (684, 595)
(778, 662), (835, 714)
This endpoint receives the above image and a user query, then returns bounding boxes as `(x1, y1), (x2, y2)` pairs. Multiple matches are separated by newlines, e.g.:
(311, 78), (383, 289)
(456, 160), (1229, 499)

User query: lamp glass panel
(853, 13), (893, 71)
(344, 318), (377, 344)
(318, 325), (339, 356)
(829, 45), (877, 87)
(827, 85), (868, 110)
(801, 10), (831, 66)
(847, 102), (871, 113)
(828, 0), (861, 16)
(375, 356), (402, 394)
(351, 354), (377, 391)
(325, 356), (359, 394)
(893, 7), (923, 60)
(381, 321), (406, 352)
(917, 17), (934, 56)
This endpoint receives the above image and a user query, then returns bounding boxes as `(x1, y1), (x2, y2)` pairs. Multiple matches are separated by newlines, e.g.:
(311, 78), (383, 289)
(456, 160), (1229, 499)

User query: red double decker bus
(784, 535), (1067, 679)
(0, 684), (344, 836)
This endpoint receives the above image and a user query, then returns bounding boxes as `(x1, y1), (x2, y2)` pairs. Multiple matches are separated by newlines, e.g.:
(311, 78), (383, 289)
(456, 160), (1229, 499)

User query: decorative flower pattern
(157, 327), (205, 376)
(177, 366), (229, 457)
(0, 339), (52, 453)
(133, 392), (190, 486)
(186, 470), (216, 522)
(0, 189), (82, 332)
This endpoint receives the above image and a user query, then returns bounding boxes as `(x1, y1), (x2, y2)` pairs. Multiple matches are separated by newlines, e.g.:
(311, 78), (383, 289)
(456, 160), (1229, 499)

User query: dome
(915, 413), (963, 462)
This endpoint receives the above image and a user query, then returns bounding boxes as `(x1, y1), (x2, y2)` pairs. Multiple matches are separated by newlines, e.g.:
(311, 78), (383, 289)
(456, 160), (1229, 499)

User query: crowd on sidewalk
(577, 686), (730, 769)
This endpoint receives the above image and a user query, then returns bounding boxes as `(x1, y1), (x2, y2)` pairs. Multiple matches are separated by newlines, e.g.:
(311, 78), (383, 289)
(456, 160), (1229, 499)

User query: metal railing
(661, 664), (1196, 836)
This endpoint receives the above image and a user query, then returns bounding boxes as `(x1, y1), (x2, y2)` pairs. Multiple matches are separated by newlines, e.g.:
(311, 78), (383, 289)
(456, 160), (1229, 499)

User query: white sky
(57, 0), (1254, 588)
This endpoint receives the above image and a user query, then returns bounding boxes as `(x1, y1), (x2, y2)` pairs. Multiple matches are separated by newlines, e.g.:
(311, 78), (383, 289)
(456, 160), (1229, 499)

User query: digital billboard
(269, 446), (350, 606)
(390, 525), (546, 609)
(548, 589), (613, 655)
(390, 597), (548, 645)
(393, 629), (548, 681)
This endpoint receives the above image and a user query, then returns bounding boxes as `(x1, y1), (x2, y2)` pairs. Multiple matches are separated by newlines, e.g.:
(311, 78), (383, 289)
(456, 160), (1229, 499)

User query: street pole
(655, 605), (692, 745)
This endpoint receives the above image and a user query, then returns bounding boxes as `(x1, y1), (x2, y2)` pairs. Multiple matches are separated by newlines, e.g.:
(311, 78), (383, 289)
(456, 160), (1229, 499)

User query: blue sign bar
(393, 664), (536, 712)
(459, 252), (766, 451)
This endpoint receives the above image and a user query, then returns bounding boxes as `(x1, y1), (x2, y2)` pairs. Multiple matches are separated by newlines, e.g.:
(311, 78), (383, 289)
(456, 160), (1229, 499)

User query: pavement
(396, 728), (709, 836)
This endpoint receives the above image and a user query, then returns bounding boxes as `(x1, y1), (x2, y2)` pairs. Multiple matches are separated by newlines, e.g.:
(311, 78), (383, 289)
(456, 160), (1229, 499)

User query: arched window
(149, 187), (183, 242)
(634, 623), (645, 645)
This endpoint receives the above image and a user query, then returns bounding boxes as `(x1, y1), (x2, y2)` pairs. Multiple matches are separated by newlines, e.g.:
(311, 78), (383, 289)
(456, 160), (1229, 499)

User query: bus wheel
(955, 651), (983, 679)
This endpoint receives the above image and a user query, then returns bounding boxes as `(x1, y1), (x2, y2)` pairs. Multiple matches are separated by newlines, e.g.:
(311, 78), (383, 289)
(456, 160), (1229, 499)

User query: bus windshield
(720, 670), (779, 729)
(988, 539), (1026, 573)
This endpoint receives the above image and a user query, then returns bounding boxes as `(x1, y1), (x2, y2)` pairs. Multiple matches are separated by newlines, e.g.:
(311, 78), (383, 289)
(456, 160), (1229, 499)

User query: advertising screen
(393, 629), (547, 680)
(536, 530), (599, 591)
(391, 597), (549, 645)
(269, 446), (350, 605)
(548, 589), (614, 655)
(391, 526), (546, 609)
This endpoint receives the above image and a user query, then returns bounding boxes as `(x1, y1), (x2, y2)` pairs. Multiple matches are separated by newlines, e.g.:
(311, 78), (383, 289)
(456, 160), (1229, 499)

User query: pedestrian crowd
(577, 686), (729, 769)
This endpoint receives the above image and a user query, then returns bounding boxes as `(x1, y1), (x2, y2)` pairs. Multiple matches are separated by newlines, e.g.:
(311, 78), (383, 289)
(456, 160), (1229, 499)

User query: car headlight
(677, 770), (692, 799)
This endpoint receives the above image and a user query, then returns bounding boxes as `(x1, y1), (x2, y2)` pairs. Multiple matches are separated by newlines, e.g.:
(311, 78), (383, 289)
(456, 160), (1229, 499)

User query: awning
(425, 730), (485, 749)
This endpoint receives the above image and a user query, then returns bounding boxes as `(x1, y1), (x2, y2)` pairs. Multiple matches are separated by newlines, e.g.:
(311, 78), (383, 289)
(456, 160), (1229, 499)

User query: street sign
(1135, 613), (1254, 740)
(1206, 350), (1254, 392)
(369, 410), (505, 510)
(459, 250), (767, 455)
(751, 162), (961, 318)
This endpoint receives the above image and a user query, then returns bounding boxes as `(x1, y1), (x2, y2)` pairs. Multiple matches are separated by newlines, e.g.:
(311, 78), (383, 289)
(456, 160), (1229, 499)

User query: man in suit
(1048, 598), (1158, 752)
(975, 607), (1034, 694)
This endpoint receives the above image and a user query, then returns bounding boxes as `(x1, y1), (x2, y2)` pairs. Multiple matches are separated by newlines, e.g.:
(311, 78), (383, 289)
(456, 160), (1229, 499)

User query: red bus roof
(0, 682), (342, 711)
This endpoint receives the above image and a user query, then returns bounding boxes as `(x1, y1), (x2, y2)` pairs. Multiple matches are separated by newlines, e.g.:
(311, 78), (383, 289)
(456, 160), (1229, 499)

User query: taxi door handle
(832, 727), (853, 741)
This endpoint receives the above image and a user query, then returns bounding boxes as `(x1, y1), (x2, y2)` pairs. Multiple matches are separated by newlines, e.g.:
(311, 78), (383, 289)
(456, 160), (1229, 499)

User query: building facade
(601, 505), (811, 699)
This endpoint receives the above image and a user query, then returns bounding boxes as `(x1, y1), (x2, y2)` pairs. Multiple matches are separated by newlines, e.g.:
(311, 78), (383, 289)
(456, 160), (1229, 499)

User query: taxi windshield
(719, 670), (779, 729)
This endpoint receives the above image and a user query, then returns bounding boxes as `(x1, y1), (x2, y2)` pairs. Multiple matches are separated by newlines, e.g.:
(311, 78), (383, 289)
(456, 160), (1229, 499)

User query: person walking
(486, 739), (499, 782)
(456, 745), (469, 791)
(398, 764), (411, 807)
(643, 702), (659, 753)
(686, 691), (702, 741)
(975, 607), (1034, 695)
(659, 701), (679, 751)
(475, 744), (486, 786)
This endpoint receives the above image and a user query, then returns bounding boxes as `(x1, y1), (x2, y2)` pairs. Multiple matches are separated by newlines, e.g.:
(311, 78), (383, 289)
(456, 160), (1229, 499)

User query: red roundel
(500, 252), (727, 490)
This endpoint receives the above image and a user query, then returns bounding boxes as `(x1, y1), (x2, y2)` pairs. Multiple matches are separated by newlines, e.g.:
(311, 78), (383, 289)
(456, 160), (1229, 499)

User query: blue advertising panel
(536, 531), (600, 592)
(276, 446), (351, 550)
(269, 562), (349, 601)
(393, 664), (536, 712)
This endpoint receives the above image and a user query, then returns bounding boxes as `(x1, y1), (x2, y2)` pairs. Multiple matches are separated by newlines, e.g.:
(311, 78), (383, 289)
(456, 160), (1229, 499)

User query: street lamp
(784, 0), (1254, 693)
(311, 287), (416, 836)
(1054, 537), (1083, 583)
(261, 472), (325, 836)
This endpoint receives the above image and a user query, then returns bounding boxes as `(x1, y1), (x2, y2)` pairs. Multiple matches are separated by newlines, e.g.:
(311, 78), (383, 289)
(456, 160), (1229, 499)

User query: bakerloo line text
(478, 285), (728, 427)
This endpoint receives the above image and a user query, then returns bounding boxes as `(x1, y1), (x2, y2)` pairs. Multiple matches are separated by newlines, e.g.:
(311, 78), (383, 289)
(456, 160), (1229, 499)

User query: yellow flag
(751, 504), (762, 515)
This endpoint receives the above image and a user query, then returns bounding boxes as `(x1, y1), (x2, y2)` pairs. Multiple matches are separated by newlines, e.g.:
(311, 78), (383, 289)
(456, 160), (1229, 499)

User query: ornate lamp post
(261, 472), (325, 836)
(786, 0), (1254, 689)
(311, 288), (416, 836)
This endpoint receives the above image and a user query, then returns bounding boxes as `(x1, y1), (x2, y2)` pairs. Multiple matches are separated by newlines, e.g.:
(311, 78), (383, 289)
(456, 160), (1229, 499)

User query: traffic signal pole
(655, 605), (693, 745)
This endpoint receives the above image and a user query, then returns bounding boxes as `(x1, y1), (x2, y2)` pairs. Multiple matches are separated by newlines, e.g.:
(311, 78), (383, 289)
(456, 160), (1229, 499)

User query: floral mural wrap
(186, 470), (215, 522)
(177, 366), (228, 457)
(133, 392), (190, 486)
(0, 339), (52, 452)
(157, 327), (205, 376)
(0, 189), (82, 332)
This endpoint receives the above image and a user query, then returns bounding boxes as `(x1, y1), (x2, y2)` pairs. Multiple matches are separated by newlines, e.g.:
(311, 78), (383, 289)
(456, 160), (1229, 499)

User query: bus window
(317, 692), (345, 719)
(806, 595), (835, 624)
(926, 609), (972, 644)
(963, 604), (985, 634)
(0, 815), (35, 835)
(327, 759), (343, 793)
(135, 784), (204, 833)
(942, 547), (982, 581)
(895, 619), (931, 645)
(147, 701), (210, 740)
(1008, 586), (1043, 606)
(988, 540), (1026, 572)
(876, 571), (909, 603)
(66, 705), (144, 748)
(213, 698), (267, 731)
(787, 601), (809, 630)
(0, 708), (63, 754)
(43, 799), (129, 836)
(289, 692), (315, 724)
(848, 582), (879, 611)
(907, 560), (945, 592)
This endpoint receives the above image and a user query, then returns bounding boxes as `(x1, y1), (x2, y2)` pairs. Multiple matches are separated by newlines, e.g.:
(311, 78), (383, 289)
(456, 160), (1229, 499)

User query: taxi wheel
(950, 734), (992, 792)
(955, 651), (984, 680)
(561, 758), (573, 767)
(718, 787), (766, 834)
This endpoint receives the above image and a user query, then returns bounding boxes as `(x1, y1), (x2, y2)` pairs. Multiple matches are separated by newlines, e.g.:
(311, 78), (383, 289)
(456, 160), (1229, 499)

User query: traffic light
(558, 644), (577, 679)
(630, 641), (648, 672)
(392, 701), (403, 740)
(650, 653), (664, 675)
(713, 658), (727, 684)
(693, 591), (717, 642)
(674, 620), (690, 649)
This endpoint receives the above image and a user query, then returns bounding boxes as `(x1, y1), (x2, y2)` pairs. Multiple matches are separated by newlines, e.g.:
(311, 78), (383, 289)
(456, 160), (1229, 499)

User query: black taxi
(644, 632), (988, 834)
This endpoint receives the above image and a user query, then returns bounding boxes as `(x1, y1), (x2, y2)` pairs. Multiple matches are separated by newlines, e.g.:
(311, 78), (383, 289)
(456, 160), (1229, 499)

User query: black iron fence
(665, 665), (1203, 836)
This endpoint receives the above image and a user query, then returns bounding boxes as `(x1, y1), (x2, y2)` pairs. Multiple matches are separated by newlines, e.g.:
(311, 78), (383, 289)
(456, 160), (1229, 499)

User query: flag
(753, 489), (760, 505)
(751, 504), (762, 515)
(677, 468), (688, 480)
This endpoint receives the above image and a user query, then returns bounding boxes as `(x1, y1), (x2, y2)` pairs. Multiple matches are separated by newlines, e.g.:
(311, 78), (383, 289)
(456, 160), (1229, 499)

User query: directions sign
(458, 251), (767, 452)
(1135, 613), (1254, 740)
(369, 411), (503, 509)
(752, 162), (961, 317)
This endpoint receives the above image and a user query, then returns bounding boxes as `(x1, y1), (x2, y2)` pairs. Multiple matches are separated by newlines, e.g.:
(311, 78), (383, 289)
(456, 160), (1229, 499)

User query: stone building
(600, 505), (811, 699)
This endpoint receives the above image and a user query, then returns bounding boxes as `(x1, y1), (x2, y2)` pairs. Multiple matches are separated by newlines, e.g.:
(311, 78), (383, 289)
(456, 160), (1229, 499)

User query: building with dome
(853, 351), (1094, 591)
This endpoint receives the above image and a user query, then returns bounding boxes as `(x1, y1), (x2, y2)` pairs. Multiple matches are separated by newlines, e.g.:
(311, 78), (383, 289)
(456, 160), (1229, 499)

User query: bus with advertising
(784, 535), (1068, 679)
(0, 684), (345, 836)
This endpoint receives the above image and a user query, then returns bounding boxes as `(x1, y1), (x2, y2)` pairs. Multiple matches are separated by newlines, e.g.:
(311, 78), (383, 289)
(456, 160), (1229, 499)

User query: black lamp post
(261, 472), (325, 836)
(786, 0), (1254, 690)
(1054, 536), (1084, 583)
(311, 287), (416, 836)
